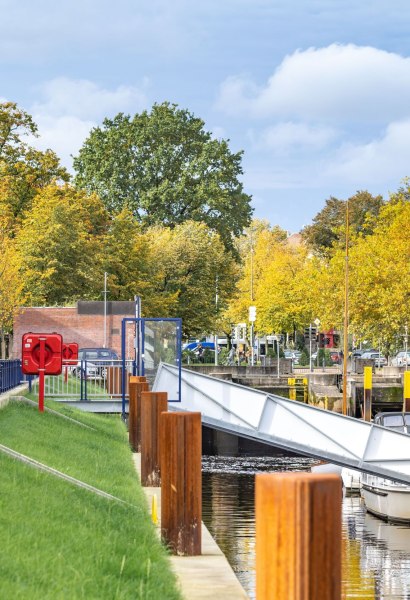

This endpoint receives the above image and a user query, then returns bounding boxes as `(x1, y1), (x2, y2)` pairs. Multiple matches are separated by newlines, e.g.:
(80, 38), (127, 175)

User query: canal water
(202, 455), (410, 599)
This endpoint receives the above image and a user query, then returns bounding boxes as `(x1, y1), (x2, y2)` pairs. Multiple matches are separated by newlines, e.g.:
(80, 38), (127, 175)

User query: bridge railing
(0, 359), (23, 394)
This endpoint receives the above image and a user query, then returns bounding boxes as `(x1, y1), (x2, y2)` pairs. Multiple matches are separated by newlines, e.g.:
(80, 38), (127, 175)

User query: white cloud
(324, 118), (410, 183)
(32, 77), (149, 121)
(216, 44), (410, 124)
(26, 77), (150, 169)
(258, 122), (338, 154)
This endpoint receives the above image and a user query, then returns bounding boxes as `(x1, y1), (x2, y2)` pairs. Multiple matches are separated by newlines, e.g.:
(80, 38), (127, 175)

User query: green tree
(302, 191), (384, 255)
(73, 102), (252, 253)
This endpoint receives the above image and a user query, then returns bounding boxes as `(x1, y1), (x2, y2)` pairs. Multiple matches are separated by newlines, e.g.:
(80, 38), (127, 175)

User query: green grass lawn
(0, 399), (182, 599)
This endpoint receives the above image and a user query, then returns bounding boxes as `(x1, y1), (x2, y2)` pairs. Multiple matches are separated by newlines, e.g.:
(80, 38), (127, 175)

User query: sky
(2, 0), (410, 232)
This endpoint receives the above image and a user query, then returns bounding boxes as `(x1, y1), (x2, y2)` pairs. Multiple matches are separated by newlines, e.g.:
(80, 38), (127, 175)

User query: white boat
(361, 412), (410, 523)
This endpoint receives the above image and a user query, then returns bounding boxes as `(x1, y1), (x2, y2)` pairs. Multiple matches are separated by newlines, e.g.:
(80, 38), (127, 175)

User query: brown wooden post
(363, 366), (372, 422)
(403, 371), (410, 412)
(256, 472), (341, 600)
(128, 376), (147, 450)
(160, 412), (202, 556)
(140, 391), (168, 486)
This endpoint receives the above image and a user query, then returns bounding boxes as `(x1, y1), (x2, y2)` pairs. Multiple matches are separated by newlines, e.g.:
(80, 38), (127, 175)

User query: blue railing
(0, 359), (23, 394)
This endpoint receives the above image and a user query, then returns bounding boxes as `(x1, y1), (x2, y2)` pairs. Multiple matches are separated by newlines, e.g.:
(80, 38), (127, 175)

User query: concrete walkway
(0, 383), (29, 409)
(133, 454), (248, 600)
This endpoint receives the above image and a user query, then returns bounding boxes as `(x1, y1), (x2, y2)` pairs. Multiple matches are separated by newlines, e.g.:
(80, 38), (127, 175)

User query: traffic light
(231, 324), (238, 341)
(304, 326), (317, 338)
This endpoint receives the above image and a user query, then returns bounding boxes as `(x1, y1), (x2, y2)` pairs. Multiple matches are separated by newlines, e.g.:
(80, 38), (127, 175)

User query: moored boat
(361, 412), (410, 523)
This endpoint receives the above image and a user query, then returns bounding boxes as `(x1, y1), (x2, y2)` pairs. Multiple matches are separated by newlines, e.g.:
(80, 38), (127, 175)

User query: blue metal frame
(121, 317), (182, 418)
(0, 359), (23, 394)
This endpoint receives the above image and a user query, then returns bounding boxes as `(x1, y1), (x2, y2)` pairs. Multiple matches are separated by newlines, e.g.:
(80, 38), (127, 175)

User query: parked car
(391, 351), (410, 367)
(359, 351), (387, 367)
(72, 361), (101, 379)
(284, 350), (301, 364)
(78, 347), (119, 363)
(74, 347), (120, 377)
(329, 351), (343, 365)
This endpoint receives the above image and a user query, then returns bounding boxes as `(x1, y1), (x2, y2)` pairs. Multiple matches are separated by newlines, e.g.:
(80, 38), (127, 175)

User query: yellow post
(151, 494), (158, 525)
(363, 366), (372, 422)
(403, 371), (410, 412)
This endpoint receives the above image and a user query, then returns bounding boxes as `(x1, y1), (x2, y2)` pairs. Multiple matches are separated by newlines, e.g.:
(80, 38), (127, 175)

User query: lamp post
(314, 318), (321, 368)
(102, 272), (108, 348)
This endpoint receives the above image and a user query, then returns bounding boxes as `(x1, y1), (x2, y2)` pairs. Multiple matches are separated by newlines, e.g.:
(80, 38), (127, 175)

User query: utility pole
(342, 201), (349, 416)
(250, 228), (255, 366)
(214, 275), (219, 366)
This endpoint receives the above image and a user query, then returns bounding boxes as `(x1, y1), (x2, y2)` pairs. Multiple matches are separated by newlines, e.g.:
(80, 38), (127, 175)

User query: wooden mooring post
(128, 376), (149, 452)
(363, 366), (372, 422)
(404, 370), (410, 412)
(160, 412), (202, 556)
(256, 472), (341, 600)
(140, 391), (168, 486)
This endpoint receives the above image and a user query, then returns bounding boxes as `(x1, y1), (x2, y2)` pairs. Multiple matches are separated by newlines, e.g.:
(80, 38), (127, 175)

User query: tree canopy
(301, 191), (384, 255)
(73, 102), (253, 253)
(0, 102), (69, 223)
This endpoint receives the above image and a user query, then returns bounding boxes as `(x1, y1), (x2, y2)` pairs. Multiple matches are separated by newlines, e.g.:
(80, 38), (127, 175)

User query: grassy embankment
(0, 398), (182, 599)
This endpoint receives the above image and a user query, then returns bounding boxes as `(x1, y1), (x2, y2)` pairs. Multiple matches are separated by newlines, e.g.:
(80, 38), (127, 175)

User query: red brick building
(13, 301), (136, 359)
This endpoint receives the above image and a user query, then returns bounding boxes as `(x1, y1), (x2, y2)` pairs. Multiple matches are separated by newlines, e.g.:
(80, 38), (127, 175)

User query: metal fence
(0, 359), (23, 394)
(31, 359), (134, 402)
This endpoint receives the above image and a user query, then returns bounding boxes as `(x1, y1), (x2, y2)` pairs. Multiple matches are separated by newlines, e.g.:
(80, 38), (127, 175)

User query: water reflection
(202, 456), (410, 599)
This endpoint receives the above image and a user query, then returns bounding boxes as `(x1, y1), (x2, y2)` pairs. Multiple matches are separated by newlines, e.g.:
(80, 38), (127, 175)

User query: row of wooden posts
(128, 374), (344, 599)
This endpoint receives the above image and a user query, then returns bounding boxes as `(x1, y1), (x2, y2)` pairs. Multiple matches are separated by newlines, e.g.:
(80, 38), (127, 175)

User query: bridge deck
(153, 363), (410, 485)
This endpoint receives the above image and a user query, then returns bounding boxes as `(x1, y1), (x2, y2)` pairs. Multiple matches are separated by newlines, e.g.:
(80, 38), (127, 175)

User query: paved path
(133, 454), (248, 600)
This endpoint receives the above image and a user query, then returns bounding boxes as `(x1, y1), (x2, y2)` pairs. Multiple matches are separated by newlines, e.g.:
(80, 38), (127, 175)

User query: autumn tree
(348, 198), (410, 350)
(101, 208), (178, 316)
(73, 102), (252, 253)
(226, 221), (287, 327)
(16, 184), (108, 305)
(145, 221), (239, 336)
(0, 102), (69, 224)
(0, 206), (24, 332)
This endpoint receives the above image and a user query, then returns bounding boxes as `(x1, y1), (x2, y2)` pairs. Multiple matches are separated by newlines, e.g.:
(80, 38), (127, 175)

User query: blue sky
(2, 0), (410, 232)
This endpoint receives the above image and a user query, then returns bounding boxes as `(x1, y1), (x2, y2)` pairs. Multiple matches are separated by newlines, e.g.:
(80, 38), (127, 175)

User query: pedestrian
(197, 343), (204, 363)
(228, 346), (235, 366)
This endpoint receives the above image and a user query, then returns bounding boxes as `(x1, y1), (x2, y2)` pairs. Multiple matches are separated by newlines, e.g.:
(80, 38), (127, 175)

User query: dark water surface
(202, 455), (410, 599)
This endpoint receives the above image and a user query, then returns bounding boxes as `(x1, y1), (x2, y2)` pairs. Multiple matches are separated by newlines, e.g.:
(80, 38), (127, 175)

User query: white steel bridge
(153, 363), (410, 486)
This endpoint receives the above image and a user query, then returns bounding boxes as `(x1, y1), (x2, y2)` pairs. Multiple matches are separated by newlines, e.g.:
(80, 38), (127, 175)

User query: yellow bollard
(403, 371), (410, 412)
(363, 366), (372, 421)
(151, 494), (158, 525)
